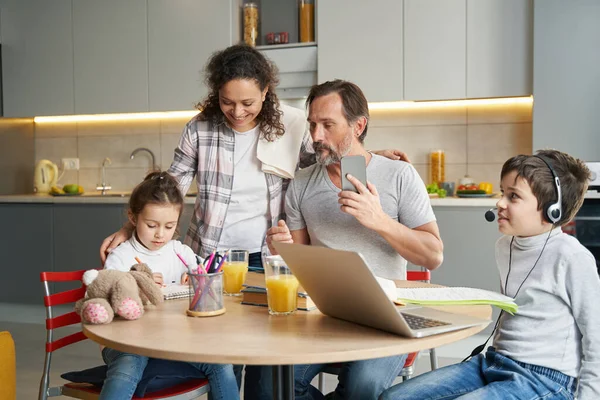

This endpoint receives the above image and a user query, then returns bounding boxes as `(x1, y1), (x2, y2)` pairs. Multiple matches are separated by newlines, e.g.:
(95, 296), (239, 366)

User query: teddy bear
(75, 263), (164, 324)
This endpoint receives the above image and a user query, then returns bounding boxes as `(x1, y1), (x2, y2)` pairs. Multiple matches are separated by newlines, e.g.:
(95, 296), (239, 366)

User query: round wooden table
(83, 281), (491, 400)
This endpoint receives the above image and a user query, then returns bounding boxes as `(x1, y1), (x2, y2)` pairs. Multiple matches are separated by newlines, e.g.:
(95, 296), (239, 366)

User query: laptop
(273, 242), (491, 338)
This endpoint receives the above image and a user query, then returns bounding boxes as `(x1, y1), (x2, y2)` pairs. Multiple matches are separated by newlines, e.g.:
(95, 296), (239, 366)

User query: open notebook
(394, 287), (517, 314)
(373, 276), (517, 314)
(161, 284), (189, 300)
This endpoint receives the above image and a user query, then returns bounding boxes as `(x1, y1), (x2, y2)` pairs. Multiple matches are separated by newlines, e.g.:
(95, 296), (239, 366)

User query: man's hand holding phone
(339, 161), (387, 231)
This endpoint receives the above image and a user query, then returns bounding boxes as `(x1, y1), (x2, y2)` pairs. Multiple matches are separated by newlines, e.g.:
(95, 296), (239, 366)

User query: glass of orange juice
(222, 250), (249, 296)
(264, 255), (299, 315)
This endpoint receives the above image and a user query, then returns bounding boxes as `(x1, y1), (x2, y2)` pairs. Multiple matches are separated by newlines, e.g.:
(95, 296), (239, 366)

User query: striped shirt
(168, 111), (314, 258)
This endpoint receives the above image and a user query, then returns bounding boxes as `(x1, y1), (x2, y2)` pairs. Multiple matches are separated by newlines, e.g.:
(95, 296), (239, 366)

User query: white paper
(375, 276), (398, 301)
(396, 287), (515, 304)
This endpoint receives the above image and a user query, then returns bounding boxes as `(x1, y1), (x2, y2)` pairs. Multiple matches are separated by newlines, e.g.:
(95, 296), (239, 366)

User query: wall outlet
(62, 158), (80, 170)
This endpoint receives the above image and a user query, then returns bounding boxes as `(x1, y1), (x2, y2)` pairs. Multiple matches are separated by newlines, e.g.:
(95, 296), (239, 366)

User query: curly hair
(195, 44), (285, 141)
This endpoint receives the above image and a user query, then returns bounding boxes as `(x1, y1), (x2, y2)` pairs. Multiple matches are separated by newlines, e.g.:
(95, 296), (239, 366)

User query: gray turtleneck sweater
(494, 228), (600, 398)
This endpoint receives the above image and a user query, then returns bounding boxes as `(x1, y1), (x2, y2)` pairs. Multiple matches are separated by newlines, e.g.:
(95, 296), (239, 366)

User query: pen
(207, 252), (221, 273)
(215, 250), (229, 273)
(205, 251), (216, 274)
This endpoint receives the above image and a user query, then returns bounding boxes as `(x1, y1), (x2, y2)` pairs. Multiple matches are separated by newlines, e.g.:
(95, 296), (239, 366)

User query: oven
(565, 162), (600, 273)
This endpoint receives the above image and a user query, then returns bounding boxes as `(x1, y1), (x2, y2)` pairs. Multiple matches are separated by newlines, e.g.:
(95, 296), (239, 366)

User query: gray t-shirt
(285, 154), (436, 280)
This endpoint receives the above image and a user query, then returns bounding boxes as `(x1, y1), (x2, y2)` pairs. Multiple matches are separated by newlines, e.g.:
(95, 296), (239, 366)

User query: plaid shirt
(168, 115), (314, 258)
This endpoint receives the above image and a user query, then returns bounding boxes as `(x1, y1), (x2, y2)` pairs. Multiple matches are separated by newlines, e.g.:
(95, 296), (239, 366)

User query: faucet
(96, 157), (112, 195)
(130, 148), (157, 172)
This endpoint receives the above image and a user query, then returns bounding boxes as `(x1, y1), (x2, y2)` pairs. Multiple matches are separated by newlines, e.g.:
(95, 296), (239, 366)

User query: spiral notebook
(161, 284), (189, 300)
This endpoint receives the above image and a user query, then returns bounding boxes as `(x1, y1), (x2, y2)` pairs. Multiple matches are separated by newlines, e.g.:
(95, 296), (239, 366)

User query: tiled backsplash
(33, 102), (532, 193)
(366, 102), (532, 186)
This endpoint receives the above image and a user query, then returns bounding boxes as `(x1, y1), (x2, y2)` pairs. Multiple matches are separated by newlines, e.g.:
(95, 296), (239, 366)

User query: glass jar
(243, 3), (259, 47)
(299, 0), (315, 43)
(430, 150), (445, 184)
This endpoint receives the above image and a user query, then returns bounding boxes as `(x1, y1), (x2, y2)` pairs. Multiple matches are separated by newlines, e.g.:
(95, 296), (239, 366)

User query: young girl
(99, 171), (239, 400)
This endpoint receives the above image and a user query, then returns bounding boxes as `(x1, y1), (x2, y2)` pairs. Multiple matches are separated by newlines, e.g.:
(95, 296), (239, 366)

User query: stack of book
(241, 272), (316, 311)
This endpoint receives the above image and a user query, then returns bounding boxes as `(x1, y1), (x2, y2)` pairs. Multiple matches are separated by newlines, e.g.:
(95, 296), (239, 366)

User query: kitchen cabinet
(52, 204), (127, 294)
(404, 0), (466, 101)
(466, 0), (532, 98)
(532, 0), (600, 162)
(317, 0), (403, 102)
(73, 0), (148, 114)
(0, 204), (53, 304)
(0, 202), (195, 304)
(1, 0), (74, 117)
(53, 204), (126, 274)
(148, 0), (232, 111)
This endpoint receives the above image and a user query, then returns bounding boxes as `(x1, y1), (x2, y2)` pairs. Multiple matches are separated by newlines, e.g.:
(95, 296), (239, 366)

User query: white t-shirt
(104, 235), (196, 285)
(219, 125), (269, 253)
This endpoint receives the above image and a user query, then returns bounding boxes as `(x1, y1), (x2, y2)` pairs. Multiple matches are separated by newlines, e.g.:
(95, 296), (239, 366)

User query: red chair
(317, 268), (438, 392)
(39, 269), (210, 400)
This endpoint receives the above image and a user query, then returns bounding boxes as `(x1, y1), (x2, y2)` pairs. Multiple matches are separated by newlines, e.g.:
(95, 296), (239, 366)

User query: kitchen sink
(83, 193), (129, 198)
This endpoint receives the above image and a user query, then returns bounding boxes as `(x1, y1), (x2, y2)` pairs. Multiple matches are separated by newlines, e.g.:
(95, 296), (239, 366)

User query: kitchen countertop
(0, 193), (499, 207)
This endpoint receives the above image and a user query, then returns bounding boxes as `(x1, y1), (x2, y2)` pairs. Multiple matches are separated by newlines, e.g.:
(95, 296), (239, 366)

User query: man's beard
(313, 134), (353, 166)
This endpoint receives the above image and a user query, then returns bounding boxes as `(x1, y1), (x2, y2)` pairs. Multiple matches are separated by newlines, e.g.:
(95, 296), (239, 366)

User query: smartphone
(341, 155), (367, 192)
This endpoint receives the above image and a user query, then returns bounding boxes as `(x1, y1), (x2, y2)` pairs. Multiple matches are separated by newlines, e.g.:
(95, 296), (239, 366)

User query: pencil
(135, 256), (142, 264)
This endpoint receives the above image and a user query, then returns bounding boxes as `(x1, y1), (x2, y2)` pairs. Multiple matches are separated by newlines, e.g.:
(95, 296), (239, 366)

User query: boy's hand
(152, 273), (165, 287)
(181, 273), (189, 284)
(266, 220), (293, 255)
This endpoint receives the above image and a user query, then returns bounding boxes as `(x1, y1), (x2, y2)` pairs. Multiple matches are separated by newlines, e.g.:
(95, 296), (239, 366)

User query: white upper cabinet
(73, 0), (148, 114)
(466, 0), (532, 98)
(1, 0), (74, 117)
(404, 0), (466, 101)
(317, 0), (404, 102)
(148, 0), (232, 111)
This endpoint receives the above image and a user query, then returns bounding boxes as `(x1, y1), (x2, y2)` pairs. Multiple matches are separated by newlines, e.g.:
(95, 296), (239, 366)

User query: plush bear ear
(82, 269), (99, 286)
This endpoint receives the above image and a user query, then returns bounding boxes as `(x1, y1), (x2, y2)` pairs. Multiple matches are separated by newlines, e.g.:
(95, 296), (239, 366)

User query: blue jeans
(100, 348), (240, 400)
(294, 354), (407, 400)
(379, 348), (577, 400)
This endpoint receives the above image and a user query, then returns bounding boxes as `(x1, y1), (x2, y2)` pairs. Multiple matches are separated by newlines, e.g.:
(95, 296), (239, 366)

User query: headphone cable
(462, 227), (554, 363)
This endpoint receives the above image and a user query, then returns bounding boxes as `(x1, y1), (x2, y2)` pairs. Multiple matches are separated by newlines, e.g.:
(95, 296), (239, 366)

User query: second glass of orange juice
(264, 255), (299, 315)
(223, 250), (249, 296)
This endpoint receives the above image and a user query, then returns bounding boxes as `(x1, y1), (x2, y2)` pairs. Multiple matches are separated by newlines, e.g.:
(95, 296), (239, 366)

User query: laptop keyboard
(401, 313), (451, 330)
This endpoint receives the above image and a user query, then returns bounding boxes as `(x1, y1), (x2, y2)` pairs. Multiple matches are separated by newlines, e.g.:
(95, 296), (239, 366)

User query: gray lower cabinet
(427, 206), (501, 291)
(412, 206), (503, 330)
(0, 204), (53, 304)
(52, 204), (127, 294)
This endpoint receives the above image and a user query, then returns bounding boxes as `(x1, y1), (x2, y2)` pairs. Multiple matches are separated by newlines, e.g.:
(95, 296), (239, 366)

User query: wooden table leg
(272, 365), (294, 400)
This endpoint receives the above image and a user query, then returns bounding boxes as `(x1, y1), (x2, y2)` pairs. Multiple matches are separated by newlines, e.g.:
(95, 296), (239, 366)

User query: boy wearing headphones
(381, 149), (599, 400)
